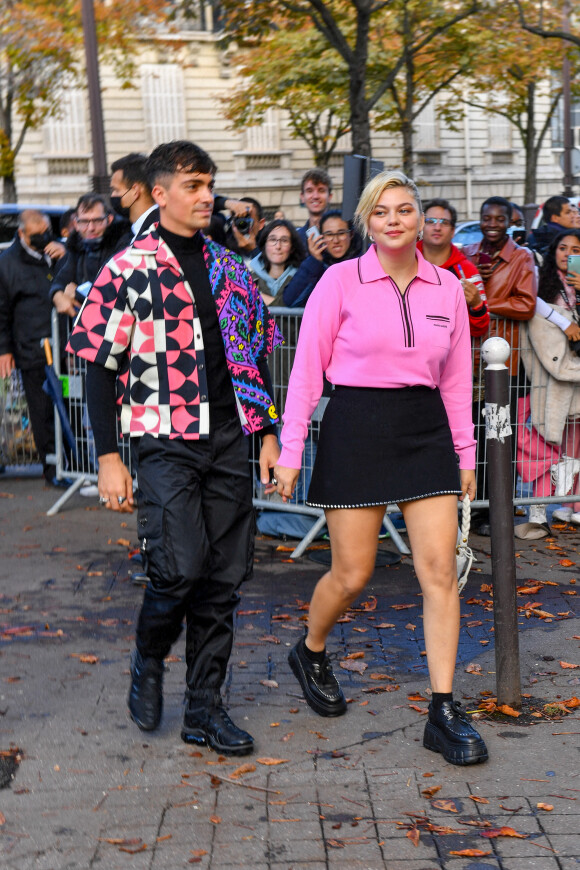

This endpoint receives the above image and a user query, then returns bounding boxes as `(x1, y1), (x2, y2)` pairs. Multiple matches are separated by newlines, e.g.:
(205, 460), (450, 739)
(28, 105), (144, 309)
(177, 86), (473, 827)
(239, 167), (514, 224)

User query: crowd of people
(3, 140), (580, 765)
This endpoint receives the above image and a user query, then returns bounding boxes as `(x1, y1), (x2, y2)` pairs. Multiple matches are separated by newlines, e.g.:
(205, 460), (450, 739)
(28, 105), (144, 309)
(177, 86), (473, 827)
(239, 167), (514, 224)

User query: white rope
(456, 493), (474, 595)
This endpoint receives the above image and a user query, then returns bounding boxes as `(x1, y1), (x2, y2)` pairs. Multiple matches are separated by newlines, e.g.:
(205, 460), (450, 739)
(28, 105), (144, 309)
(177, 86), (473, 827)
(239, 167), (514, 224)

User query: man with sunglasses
(418, 199), (489, 337)
(50, 194), (127, 318)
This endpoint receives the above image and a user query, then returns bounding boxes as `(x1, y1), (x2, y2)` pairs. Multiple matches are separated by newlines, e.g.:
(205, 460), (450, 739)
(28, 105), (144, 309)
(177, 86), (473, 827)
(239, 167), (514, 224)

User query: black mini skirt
(306, 385), (461, 509)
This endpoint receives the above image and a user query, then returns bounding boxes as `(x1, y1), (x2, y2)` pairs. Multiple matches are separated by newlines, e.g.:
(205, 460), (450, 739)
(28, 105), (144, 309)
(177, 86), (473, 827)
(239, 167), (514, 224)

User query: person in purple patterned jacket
(68, 141), (282, 756)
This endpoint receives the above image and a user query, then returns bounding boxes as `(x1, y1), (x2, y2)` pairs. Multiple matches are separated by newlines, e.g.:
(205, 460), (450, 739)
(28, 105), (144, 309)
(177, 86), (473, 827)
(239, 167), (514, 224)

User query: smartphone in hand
(568, 255), (580, 277)
(306, 225), (321, 240)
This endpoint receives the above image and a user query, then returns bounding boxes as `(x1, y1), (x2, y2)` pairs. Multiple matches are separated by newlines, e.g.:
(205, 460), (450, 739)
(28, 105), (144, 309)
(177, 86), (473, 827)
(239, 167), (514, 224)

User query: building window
(415, 102), (438, 151)
(43, 88), (87, 155)
(552, 96), (580, 149)
(141, 64), (186, 150)
(244, 108), (280, 153)
(488, 111), (512, 149)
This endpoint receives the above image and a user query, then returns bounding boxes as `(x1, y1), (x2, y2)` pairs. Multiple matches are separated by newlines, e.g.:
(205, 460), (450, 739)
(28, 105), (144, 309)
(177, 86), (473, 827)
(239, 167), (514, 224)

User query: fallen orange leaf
(209, 815), (221, 824)
(345, 651), (365, 659)
(431, 799), (459, 813)
(406, 827), (420, 847)
(536, 803), (554, 811)
(560, 661), (580, 669)
(496, 704), (521, 717)
(256, 757), (289, 765)
(481, 826), (528, 839)
(560, 559), (575, 566)
(469, 795), (490, 803)
(450, 849), (491, 857)
(421, 785), (441, 798)
(230, 763), (256, 778)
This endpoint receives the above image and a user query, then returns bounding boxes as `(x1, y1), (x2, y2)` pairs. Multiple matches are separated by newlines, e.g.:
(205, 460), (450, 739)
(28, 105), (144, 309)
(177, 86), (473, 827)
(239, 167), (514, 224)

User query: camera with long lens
(226, 215), (254, 236)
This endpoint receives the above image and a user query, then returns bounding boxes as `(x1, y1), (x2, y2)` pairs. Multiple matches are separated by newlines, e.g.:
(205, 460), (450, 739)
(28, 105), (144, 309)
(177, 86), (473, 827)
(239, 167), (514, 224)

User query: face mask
(110, 195), (131, 219)
(29, 231), (54, 252)
(83, 237), (103, 252)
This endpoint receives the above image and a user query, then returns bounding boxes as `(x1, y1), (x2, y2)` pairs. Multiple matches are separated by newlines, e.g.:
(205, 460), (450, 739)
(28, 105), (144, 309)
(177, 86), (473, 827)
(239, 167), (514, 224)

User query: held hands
(460, 469), (476, 503)
(259, 433), (280, 495)
(273, 464), (300, 502)
(97, 453), (134, 513)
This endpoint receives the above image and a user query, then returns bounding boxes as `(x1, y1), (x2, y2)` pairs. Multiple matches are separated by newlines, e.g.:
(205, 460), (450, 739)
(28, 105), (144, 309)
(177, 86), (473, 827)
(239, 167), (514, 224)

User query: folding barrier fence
(36, 308), (580, 555)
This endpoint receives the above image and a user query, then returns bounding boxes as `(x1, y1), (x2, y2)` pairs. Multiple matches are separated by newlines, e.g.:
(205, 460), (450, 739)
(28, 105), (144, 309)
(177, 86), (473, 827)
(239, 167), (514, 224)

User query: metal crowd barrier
(43, 308), (580, 554)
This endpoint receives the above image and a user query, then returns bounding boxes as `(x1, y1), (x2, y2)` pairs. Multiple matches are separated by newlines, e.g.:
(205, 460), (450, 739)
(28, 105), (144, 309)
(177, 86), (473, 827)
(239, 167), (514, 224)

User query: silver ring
(117, 496), (126, 505)
(99, 496), (109, 505)
(271, 477), (278, 486)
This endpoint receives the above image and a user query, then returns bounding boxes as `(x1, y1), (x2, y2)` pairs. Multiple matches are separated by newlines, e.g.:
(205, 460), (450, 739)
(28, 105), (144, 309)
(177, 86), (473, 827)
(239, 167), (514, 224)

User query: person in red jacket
(418, 198), (489, 337)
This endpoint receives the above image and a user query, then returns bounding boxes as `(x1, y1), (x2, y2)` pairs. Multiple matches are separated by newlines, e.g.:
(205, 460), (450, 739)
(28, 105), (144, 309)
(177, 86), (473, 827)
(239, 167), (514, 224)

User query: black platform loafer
(181, 704), (254, 756)
(423, 700), (488, 765)
(288, 638), (347, 717)
(128, 650), (164, 732)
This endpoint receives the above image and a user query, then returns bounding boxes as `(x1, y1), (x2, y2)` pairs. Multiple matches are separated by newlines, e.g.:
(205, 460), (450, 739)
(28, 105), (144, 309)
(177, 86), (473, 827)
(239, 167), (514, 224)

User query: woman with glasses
(273, 170), (488, 767)
(248, 219), (305, 307)
(284, 210), (363, 308)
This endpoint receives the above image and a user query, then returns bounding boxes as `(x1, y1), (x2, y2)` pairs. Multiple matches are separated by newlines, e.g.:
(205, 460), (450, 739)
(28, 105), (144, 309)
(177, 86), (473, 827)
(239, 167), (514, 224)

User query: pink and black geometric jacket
(67, 225), (283, 439)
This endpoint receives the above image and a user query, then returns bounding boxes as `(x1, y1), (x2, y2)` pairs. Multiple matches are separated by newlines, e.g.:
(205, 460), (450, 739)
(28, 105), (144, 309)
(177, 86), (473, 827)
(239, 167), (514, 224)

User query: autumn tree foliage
(217, 0), (481, 168)
(449, 0), (580, 202)
(0, 0), (169, 202)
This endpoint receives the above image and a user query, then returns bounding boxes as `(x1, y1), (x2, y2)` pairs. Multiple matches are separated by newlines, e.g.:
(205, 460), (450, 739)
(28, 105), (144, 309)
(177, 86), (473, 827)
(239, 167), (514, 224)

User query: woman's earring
(417, 231), (423, 241)
(368, 234), (374, 242)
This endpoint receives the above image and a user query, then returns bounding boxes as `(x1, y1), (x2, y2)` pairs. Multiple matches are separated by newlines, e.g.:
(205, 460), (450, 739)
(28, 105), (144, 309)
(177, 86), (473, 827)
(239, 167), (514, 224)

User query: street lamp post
(81, 0), (109, 194)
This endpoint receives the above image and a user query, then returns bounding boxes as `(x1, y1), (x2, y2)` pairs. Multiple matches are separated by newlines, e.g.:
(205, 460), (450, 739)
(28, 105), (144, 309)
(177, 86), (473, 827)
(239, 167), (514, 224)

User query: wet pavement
(0, 475), (580, 869)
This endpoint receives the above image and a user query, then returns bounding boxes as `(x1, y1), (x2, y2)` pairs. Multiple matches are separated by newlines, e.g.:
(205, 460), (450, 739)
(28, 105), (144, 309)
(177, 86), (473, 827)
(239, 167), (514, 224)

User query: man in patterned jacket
(68, 141), (282, 756)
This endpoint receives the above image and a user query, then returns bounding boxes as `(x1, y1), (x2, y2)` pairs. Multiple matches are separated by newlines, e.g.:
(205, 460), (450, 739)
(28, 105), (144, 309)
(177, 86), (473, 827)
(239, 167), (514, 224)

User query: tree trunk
(2, 174), (16, 203)
(523, 81), (537, 203)
(348, 5), (371, 157)
(401, 119), (414, 176)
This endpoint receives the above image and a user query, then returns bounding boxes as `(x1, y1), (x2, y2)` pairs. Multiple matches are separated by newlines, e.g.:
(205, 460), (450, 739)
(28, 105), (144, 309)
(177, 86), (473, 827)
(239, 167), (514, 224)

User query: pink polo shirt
(278, 245), (476, 470)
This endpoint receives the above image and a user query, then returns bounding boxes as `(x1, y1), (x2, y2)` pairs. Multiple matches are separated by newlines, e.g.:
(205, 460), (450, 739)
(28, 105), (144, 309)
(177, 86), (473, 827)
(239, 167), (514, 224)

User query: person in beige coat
(518, 230), (580, 536)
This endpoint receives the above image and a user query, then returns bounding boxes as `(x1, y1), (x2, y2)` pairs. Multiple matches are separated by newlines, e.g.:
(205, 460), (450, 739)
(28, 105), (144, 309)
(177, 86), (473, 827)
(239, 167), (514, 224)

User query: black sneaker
(423, 700), (488, 765)
(288, 638), (347, 717)
(181, 701), (254, 756)
(128, 650), (164, 731)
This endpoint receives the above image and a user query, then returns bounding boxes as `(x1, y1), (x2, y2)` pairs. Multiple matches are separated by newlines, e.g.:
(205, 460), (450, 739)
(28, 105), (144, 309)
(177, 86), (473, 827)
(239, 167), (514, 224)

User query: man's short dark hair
(76, 193), (110, 214)
(423, 198), (457, 227)
(301, 168), (332, 194)
(480, 196), (511, 221)
(543, 195), (570, 223)
(145, 140), (217, 189)
(241, 196), (263, 222)
(111, 153), (151, 193)
(59, 208), (76, 234)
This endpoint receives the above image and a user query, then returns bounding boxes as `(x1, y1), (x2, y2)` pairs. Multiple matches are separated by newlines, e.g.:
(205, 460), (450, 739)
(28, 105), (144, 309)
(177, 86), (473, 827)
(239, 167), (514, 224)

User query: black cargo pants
(133, 420), (255, 699)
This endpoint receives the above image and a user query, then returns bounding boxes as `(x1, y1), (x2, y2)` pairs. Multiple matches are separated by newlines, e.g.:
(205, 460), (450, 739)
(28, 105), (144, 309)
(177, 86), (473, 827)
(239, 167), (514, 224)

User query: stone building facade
(11, 13), (575, 221)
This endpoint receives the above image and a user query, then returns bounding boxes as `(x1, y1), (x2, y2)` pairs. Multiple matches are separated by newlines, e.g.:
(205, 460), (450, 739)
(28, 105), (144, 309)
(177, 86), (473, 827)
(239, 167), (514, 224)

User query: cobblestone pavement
(0, 476), (579, 869)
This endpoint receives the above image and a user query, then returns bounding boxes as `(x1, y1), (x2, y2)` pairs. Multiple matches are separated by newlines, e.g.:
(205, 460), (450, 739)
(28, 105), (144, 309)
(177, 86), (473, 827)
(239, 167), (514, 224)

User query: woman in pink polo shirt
(273, 170), (488, 766)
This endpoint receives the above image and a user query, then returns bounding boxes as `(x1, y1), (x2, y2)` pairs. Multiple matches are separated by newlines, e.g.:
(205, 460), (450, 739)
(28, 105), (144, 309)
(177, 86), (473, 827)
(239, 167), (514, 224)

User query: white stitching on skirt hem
(306, 489), (461, 509)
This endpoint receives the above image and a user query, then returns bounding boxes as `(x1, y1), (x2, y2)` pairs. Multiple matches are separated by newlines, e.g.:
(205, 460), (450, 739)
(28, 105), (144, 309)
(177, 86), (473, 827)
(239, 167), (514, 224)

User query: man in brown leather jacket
(464, 195), (537, 372)
(463, 195), (537, 532)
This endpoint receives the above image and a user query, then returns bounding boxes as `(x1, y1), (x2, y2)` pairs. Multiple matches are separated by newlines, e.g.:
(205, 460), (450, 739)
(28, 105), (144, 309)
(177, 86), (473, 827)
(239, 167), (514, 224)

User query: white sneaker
(551, 456), (580, 496)
(570, 512), (580, 526)
(528, 504), (548, 525)
(552, 506), (574, 522)
(80, 484), (99, 497)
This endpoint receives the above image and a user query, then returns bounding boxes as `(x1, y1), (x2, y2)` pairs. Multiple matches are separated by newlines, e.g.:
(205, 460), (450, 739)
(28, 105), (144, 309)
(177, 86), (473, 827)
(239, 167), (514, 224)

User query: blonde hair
(354, 170), (422, 237)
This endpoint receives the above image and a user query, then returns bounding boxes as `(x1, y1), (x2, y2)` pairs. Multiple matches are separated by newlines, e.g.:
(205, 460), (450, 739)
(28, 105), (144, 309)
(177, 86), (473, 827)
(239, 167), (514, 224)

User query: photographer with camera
(222, 197), (265, 262)
(517, 230), (580, 536)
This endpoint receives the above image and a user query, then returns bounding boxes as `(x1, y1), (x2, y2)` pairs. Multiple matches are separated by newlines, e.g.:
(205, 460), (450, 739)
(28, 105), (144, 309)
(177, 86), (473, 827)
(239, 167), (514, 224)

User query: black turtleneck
(157, 224), (238, 426)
